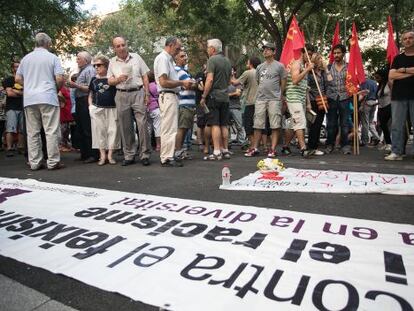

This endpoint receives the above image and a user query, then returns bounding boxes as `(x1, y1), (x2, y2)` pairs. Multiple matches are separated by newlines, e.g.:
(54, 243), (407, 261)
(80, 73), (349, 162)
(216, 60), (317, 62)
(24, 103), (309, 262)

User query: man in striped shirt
(174, 50), (196, 160)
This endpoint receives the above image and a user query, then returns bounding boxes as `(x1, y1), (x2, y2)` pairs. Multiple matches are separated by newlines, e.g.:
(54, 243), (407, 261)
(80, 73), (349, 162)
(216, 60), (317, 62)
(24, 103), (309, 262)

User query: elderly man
(108, 36), (151, 166)
(15, 33), (65, 170)
(154, 37), (193, 167)
(386, 30), (414, 161)
(200, 38), (232, 160)
(68, 51), (98, 163)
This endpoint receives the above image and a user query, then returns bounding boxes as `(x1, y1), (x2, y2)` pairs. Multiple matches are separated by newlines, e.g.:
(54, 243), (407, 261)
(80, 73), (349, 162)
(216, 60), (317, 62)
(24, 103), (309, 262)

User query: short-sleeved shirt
(108, 52), (150, 90)
(0, 89), (6, 120)
(75, 64), (95, 98)
(16, 47), (64, 107)
(2, 76), (23, 111)
(361, 79), (378, 101)
(391, 53), (414, 100)
(153, 50), (180, 93)
(206, 53), (232, 102)
(255, 60), (287, 101)
(228, 84), (242, 109)
(175, 65), (196, 107)
(308, 70), (327, 102)
(326, 62), (349, 101)
(148, 82), (159, 112)
(238, 68), (258, 106)
(89, 77), (116, 108)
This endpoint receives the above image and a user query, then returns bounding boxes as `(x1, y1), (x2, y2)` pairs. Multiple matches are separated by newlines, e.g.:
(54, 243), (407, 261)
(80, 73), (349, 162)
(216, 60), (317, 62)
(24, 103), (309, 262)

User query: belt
(159, 90), (178, 95)
(116, 85), (143, 92)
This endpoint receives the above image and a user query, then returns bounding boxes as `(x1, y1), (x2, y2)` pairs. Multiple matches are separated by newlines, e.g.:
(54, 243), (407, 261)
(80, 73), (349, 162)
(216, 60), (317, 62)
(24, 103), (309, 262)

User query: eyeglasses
(93, 64), (104, 68)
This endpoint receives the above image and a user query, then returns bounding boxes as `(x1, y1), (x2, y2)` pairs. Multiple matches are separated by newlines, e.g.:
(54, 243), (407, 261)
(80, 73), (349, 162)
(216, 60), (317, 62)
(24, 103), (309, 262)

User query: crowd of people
(0, 30), (413, 171)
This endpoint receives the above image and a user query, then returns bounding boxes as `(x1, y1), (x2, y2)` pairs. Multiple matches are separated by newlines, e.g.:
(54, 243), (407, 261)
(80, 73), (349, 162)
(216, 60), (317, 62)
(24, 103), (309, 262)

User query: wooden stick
(353, 95), (356, 154)
(354, 94), (359, 155)
(303, 47), (328, 113)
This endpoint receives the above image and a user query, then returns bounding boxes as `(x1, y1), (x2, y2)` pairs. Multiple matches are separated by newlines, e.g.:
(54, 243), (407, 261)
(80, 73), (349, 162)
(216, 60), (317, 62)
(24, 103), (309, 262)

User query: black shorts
(243, 105), (254, 136)
(195, 105), (207, 128)
(206, 98), (230, 126)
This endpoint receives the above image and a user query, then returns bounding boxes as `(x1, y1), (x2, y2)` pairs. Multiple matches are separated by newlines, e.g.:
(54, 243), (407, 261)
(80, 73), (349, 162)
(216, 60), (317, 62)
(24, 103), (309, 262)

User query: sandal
(208, 153), (222, 161)
(108, 158), (117, 165)
(222, 151), (231, 159)
(98, 158), (106, 166)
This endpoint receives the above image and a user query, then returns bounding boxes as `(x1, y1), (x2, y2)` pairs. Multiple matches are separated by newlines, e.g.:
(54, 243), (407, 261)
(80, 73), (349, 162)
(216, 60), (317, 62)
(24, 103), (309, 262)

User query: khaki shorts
(253, 100), (282, 129)
(286, 100), (306, 130)
(178, 106), (196, 129)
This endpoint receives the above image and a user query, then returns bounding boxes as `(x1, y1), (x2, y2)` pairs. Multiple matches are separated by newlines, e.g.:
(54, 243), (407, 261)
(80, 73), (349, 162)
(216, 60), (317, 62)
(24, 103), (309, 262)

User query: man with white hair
(154, 36), (193, 167)
(15, 32), (65, 170)
(68, 51), (98, 163)
(200, 38), (232, 160)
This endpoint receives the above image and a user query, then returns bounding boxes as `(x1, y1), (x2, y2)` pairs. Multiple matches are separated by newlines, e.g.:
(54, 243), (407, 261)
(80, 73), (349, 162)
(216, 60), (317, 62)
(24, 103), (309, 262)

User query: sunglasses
(93, 63), (104, 68)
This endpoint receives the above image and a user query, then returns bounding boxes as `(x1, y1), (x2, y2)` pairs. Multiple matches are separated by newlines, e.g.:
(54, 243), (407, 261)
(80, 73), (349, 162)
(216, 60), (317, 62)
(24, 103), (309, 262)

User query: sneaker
(301, 149), (313, 158)
(325, 145), (334, 154)
(5, 149), (14, 157)
(384, 144), (392, 153)
(48, 162), (65, 170)
(281, 146), (292, 156)
(341, 145), (352, 155)
(244, 148), (259, 157)
(267, 150), (276, 158)
(161, 159), (184, 167)
(368, 139), (380, 147)
(384, 153), (403, 161)
(314, 149), (325, 156)
(241, 143), (250, 150)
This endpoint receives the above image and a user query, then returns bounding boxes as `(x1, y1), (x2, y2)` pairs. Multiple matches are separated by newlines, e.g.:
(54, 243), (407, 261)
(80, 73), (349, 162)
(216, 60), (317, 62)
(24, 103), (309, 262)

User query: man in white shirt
(108, 36), (151, 166)
(15, 32), (65, 170)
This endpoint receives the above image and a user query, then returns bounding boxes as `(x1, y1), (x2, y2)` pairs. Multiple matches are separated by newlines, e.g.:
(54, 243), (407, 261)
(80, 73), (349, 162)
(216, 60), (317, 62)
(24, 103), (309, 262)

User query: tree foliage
(87, 3), (158, 65)
(139, 0), (264, 70)
(0, 0), (88, 75)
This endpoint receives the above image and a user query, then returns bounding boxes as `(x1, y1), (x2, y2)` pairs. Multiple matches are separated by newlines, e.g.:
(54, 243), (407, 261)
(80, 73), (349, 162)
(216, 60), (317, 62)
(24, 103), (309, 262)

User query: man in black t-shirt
(385, 30), (414, 161)
(1, 62), (24, 157)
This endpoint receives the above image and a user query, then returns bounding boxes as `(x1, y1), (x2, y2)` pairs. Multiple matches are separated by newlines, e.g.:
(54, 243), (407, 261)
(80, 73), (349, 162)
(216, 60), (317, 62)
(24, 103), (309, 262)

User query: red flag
(386, 16), (399, 65)
(280, 16), (305, 68)
(329, 22), (341, 64)
(346, 23), (366, 96)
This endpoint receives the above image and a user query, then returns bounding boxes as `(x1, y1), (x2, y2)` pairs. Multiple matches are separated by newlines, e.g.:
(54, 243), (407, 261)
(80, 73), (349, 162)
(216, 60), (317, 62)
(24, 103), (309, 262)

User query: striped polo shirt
(175, 65), (196, 107)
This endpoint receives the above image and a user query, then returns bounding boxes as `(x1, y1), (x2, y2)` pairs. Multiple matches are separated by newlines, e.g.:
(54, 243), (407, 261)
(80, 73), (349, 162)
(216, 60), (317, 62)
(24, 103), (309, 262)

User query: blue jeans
(391, 99), (414, 155)
(326, 98), (351, 147)
(229, 108), (247, 145)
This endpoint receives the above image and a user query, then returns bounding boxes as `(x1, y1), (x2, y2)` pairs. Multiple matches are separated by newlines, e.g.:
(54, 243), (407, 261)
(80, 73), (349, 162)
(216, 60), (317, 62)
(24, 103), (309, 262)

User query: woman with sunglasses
(88, 55), (120, 165)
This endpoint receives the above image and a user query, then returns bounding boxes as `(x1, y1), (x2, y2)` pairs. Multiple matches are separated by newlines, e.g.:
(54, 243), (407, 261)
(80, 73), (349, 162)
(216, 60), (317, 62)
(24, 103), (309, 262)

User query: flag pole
(353, 95), (356, 154)
(353, 94), (359, 155)
(303, 47), (328, 113)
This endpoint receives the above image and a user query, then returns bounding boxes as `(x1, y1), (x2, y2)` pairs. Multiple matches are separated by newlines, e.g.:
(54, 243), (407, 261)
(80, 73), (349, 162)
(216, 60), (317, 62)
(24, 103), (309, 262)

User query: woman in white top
(374, 69), (392, 152)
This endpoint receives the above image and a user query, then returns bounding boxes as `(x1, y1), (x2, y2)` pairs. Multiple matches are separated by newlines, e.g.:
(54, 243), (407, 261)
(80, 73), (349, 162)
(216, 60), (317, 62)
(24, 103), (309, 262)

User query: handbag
(315, 95), (328, 111)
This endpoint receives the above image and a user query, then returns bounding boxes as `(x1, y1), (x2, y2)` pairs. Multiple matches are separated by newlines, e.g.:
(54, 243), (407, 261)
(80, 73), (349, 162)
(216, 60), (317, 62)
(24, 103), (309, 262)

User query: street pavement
(1, 143), (413, 311)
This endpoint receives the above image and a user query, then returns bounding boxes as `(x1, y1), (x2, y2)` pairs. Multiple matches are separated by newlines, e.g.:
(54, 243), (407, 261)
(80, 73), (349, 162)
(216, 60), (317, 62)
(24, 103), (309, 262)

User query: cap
(262, 41), (276, 50)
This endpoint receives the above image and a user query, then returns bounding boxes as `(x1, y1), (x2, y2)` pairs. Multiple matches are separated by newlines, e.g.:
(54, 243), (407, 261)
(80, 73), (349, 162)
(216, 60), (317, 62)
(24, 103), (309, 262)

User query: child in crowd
(58, 84), (73, 152)
(147, 71), (161, 152)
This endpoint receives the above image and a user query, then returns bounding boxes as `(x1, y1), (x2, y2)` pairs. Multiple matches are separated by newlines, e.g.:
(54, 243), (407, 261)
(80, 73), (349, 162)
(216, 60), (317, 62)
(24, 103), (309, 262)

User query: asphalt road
(1, 144), (414, 311)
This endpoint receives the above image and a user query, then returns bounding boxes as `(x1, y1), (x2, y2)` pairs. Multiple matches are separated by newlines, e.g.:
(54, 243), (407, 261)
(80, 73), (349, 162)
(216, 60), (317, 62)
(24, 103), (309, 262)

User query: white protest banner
(0, 177), (413, 311)
(221, 168), (414, 195)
